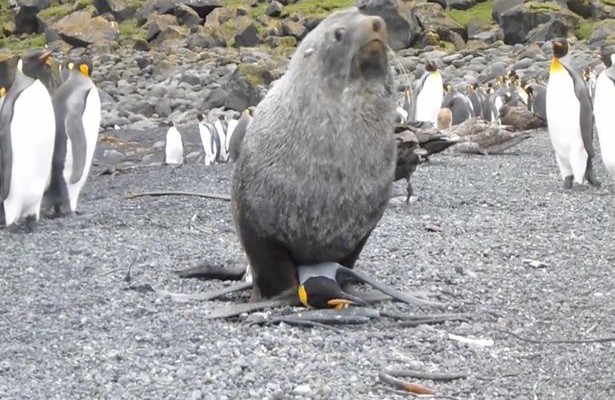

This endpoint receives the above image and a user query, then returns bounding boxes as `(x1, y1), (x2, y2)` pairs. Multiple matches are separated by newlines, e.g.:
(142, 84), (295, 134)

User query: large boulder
(447, 0), (476, 10)
(48, 9), (120, 47)
(357, 0), (421, 50)
(234, 16), (260, 47)
(500, 2), (580, 44)
(143, 13), (188, 43)
(412, 2), (465, 38)
(135, 0), (221, 25)
(492, 0), (524, 23)
(222, 62), (278, 111)
(566, 0), (615, 19)
(588, 19), (615, 47)
(93, 0), (136, 22)
(14, 3), (46, 34)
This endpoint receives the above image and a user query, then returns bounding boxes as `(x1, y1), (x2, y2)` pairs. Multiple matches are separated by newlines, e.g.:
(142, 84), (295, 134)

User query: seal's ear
(304, 47), (315, 58)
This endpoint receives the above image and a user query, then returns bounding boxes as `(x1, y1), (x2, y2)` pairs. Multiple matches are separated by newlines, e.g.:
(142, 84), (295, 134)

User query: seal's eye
(334, 28), (345, 42)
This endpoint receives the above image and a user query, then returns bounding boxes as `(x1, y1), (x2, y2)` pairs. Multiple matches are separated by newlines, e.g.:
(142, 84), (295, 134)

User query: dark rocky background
(1, 0), (615, 399)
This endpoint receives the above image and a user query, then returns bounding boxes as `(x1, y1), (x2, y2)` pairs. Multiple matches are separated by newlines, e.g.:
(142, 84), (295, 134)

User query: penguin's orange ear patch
(0, 87), (5, 97)
(79, 63), (89, 77)
(550, 58), (564, 74)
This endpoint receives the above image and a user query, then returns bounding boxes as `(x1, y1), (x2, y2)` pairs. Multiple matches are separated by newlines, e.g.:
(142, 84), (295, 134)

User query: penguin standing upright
(411, 60), (443, 124)
(441, 84), (474, 125)
(593, 52), (615, 185)
(0, 50), (56, 230)
(164, 121), (184, 165)
(43, 57), (102, 216)
(196, 112), (218, 166)
(228, 107), (253, 162)
(546, 38), (599, 189)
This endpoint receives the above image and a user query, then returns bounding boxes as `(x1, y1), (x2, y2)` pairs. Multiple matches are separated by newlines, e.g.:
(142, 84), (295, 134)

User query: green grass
(284, 0), (355, 16)
(526, 1), (561, 11)
(118, 19), (146, 40)
(448, 0), (494, 28)
(38, 4), (72, 21)
(576, 19), (594, 40)
(602, 0), (615, 6)
(1, 34), (47, 52)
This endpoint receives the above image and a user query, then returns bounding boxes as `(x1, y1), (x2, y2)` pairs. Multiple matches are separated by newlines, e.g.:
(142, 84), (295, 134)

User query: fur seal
(232, 7), (397, 304)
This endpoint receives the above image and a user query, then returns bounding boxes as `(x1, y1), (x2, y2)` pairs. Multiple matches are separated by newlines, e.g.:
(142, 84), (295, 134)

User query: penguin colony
(0, 51), (101, 230)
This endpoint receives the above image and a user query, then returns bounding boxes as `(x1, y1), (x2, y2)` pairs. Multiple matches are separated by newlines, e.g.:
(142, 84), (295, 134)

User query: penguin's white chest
(165, 126), (183, 164)
(198, 123), (216, 165)
(546, 71), (583, 156)
(415, 73), (443, 124)
(4, 80), (55, 225)
(594, 72), (615, 178)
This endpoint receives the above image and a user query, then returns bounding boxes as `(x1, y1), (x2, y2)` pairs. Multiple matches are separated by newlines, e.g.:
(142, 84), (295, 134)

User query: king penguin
(411, 60), (443, 124)
(593, 51), (615, 186)
(228, 107), (253, 163)
(164, 120), (184, 165)
(546, 37), (600, 189)
(196, 112), (218, 166)
(0, 50), (56, 230)
(43, 57), (102, 216)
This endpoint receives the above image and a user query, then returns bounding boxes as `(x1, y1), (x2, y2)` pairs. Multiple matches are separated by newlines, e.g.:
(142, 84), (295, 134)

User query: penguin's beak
(39, 50), (53, 64)
(327, 291), (369, 309)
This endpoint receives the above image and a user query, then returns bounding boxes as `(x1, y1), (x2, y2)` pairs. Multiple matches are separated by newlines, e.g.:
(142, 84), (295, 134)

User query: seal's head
(290, 8), (389, 92)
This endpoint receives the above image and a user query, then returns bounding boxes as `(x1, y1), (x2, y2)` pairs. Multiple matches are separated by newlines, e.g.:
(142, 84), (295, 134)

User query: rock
(144, 14), (187, 43)
(525, 19), (570, 43)
(93, 0), (136, 22)
(16, 0), (49, 9)
(266, 1), (283, 18)
(185, 26), (227, 49)
(49, 10), (120, 48)
(589, 19), (615, 46)
(357, 0), (421, 50)
(222, 62), (276, 111)
(14, 5), (45, 34)
(412, 2), (465, 39)
(280, 20), (306, 40)
(174, 3), (204, 27)
(447, 0), (476, 10)
(492, 0), (524, 24)
(135, 0), (221, 25)
(202, 86), (228, 110)
(234, 16), (260, 47)
(500, 2), (580, 45)
(204, 6), (234, 26)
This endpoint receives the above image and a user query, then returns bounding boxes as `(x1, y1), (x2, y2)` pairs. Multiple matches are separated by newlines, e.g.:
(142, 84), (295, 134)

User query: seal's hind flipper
(335, 265), (444, 308)
(175, 263), (246, 280)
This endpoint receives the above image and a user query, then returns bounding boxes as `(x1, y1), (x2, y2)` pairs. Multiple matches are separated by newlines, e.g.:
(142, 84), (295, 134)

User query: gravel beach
(1, 127), (614, 400)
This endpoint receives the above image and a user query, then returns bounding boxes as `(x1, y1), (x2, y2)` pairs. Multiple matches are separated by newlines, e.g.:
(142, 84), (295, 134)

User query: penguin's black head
(298, 276), (367, 310)
(19, 49), (53, 79)
(524, 84), (534, 96)
(196, 112), (205, 122)
(552, 38), (569, 59)
(425, 60), (437, 73)
(599, 47), (615, 68)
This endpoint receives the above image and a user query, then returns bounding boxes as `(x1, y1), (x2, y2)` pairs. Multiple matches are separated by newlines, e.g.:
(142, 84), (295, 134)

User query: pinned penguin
(43, 57), (102, 216)
(411, 60), (443, 124)
(164, 121), (184, 165)
(546, 38), (600, 189)
(593, 51), (615, 186)
(0, 50), (56, 231)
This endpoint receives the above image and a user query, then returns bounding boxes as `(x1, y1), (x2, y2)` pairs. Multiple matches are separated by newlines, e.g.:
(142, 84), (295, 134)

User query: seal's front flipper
(205, 296), (302, 320)
(152, 281), (253, 302)
(175, 263), (246, 280)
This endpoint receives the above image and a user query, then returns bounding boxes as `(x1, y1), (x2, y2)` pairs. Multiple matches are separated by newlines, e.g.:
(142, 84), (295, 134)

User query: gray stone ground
(1, 128), (614, 400)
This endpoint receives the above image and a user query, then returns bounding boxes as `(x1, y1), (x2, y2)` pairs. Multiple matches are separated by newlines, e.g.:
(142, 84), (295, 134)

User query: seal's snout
(361, 15), (387, 46)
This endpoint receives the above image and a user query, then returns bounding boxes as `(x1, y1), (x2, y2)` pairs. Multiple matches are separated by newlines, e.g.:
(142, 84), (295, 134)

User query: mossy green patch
(118, 19), (146, 41)
(1, 34), (47, 53)
(602, 0), (615, 6)
(237, 62), (267, 86)
(575, 19), (594, 40)
(284, 0), (355, 16)
(38, 4), (72, 21)
(526, 1), (561, 12)
(447, 0), (494, 28)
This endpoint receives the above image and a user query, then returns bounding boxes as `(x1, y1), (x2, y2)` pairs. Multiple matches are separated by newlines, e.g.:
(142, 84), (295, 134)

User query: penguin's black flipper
(0, 122), (11, 201)
(205, 292), (301, 320)
(334, 264), (444, 308)
(66, 112), (88, 184)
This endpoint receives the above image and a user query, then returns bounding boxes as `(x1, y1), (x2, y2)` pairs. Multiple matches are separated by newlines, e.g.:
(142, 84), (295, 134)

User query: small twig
(533, 377), (543, 400)
(126, 191), (232, 201)
(378, 371), (436, 395)
(494, 328), (615, 344)
(383, 368), (469, 382)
